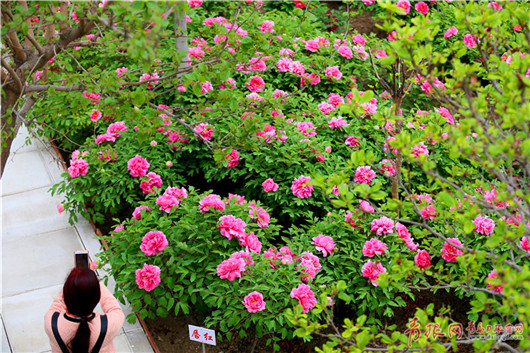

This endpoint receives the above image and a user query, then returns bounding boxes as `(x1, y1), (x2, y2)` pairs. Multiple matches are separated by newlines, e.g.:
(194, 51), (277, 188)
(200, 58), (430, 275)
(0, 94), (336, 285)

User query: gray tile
(1, 151), (53, 196)
(126, 328), (154, 353)
(113, 332), (134, 353)
(39, 148), (68, 184)
(1, 187), (72, 243)
(8, 125), (45, 154)
(74, 217), (103, 259)
(1, 314), (12, 353)
(121, 304), (144, 333)
(2, 228), (83, 297)
(2, 284), (62, 353)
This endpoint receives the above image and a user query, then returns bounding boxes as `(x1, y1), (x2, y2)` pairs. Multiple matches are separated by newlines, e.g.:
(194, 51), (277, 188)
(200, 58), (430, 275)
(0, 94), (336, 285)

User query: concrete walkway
(1, 125), (155, 353)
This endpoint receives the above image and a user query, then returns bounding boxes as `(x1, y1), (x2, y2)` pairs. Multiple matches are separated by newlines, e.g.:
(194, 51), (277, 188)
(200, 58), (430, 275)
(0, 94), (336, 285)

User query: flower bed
(23, 0), (530, 351)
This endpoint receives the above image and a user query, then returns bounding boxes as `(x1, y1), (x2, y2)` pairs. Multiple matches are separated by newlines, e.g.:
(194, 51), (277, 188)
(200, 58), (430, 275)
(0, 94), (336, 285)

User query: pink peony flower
(415, 250), (431, 269)
(224, 148), (240, 168)
(370, 216), (394, 235)
(521, 236), (530, 252)
(415, 1), (429, 15)
(199, 194), (226, 213)
(444, 26), (458, 39)
(243, 291), (266, 313)
(89, 109), (102, 122)
(411, 142), (429, 157)
(156, 195), (180, 213)
(360, 200), (375, 213)
(291, 175), (314, 198)
(487, 2), (502, 11)
(194, 123), (215, 141)
(57, 203), (64, 214)
(68, 157), (88, 178)
(82, 91), (101, 104)
(362, 238), (388, 257)
(473, 215), (495, 235)
(140, 231), (168, 256)
(230, 251), (254, 269)
(437, 107), (455, 125)
(328, 117), (348, 129)
(262, 178), (279, 192)
(312, 234), (335, 257)
(248, 203), (270, 228)
(420, 205), (437, 220)
(290, 283), (317, 313)
(240, 232), (262, 253)
(463, 34), (479, 49)
(325, 66), (342, 80)
(115, 67), (127, 76)
(361, 260), (387, 286)
(379, 159), (396, 177)
(354, 166), (376, 185)
(136, 263), (161, 291)
(139, 172), (162, 194)
(441, 237), (463, 262)
(328, 93), (344, 107)
(486, 269), (503, 293)
(164, 186), (188, 200)
(345, 135), (361, 149)
(107, 121), (128, 136)
(396, 222), (418, 251)
(337, 45), (353, 59)
(188, 46), (205, 61)
(188, 0), (203, 8)
(132, 205), (151, 220)
(127, 155), (150, 177)
(200, 81), (213, 94)
(300, 72), (320, 86)
(217, 257), (246, 281)
(352, 35), (366, 46)
(218, 215), (247, 240)
(260, 20), (274, 33)
(396, 0), (411, 14)
(246, 75), (265, 92)
(318, 102), (335, 115)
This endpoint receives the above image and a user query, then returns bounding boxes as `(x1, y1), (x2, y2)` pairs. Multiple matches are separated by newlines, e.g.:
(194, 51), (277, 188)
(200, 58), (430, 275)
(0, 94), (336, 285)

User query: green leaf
(356, 330), (371, 350)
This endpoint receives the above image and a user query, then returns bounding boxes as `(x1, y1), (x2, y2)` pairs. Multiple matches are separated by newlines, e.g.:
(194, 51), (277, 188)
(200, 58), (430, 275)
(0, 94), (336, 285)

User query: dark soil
(145, 311), (328, 353)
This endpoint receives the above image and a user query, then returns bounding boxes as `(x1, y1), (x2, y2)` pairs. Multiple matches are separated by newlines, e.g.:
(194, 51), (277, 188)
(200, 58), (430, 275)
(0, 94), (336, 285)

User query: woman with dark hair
(44, 267), (124, 353)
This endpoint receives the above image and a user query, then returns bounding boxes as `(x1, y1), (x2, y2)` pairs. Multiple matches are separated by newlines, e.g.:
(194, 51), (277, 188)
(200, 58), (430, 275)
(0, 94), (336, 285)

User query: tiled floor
(1, 125), (154, 353)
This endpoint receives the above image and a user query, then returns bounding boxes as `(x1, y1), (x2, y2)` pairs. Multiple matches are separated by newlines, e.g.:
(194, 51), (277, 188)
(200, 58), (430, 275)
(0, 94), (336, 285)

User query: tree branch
(24, 84), (83, 93)
(1, 57), (23, 93)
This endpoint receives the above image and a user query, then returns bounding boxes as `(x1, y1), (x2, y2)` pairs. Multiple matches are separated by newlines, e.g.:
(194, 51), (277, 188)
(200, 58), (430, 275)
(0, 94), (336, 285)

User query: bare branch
(24, 84), (83, 93)
(1, 57), (23, 93)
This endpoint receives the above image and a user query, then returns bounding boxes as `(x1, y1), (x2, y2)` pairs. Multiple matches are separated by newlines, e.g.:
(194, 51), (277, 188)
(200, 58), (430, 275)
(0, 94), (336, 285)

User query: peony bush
(9, 0), (527, 350)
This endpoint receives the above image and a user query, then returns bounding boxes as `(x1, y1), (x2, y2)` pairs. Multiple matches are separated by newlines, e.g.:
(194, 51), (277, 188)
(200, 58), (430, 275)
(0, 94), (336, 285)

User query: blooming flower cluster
(290, 283), (317, 313)
(156, 186), (188, 213)
(312, 234), (335, 257)
(139, 172), (162, 194)
(441, 237), (464, 262)
(140, 231), (168, 256)
(135, 263), (161, 292)
(127, 155), (150, 177)
(291, 175), (313, 198)
(361, 260), (387, 286)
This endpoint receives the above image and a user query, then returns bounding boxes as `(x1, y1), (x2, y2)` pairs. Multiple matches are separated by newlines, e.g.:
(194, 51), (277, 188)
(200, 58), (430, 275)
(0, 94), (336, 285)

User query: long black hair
(63, 268), (101, 353)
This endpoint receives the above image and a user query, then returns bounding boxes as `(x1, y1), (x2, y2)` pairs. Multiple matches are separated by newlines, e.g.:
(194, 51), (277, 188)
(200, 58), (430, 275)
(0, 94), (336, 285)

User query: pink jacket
(44, 282), (125, 353)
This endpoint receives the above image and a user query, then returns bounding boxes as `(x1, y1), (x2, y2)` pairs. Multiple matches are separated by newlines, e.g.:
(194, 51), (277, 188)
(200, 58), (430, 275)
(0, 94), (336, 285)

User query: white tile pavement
(1, 126), (154, 353)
